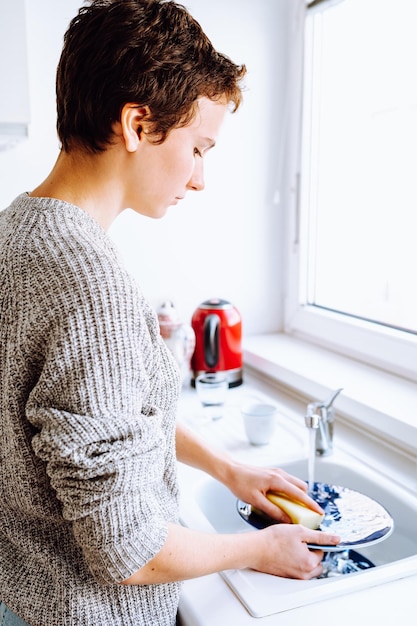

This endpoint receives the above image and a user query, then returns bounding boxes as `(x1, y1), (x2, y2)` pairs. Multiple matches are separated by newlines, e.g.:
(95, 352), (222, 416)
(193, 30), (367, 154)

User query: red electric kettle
(191, 298), (243, 387)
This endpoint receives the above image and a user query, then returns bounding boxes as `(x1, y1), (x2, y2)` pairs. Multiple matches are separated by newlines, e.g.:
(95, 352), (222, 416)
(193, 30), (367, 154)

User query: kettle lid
(198, 298), (233, 311)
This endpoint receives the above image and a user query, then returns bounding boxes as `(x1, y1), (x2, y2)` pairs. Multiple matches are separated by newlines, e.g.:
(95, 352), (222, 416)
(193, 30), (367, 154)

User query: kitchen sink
(179, 454), (417, 617)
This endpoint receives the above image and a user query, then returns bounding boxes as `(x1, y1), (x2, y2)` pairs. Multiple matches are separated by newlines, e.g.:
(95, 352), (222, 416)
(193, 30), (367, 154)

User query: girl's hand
(252, 523), (339, 579)
(223, 461), (324, 523)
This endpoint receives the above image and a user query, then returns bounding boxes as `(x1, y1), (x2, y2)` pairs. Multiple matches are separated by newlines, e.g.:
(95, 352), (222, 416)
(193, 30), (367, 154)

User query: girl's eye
(194, 147), (202, 158)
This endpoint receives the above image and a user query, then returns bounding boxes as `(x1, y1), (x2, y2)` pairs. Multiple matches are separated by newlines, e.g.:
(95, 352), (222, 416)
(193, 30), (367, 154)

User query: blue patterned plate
(237, 481), (394, 551)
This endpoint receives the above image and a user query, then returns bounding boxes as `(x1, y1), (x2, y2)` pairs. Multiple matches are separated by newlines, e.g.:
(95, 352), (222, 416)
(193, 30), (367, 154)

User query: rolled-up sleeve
(25, 242), (179, 584)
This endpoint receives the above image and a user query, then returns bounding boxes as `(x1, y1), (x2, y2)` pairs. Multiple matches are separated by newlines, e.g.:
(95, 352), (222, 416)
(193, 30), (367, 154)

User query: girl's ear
(120, 103), (151, 152)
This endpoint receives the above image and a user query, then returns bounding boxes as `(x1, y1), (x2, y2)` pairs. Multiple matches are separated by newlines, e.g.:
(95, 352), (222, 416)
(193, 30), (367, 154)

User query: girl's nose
(187, 158), (205, 191)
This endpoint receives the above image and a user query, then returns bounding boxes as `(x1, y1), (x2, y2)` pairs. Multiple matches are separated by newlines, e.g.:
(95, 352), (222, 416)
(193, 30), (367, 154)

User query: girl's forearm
(175, 421), (237, 484)
(120, 522), (255, 585)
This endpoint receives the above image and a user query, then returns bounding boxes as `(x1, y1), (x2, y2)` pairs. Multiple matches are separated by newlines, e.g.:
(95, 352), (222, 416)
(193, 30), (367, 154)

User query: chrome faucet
(304, 388), (343, 456)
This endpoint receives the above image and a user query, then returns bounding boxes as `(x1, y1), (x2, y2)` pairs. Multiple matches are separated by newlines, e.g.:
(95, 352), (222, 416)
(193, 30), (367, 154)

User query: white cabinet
(0, 0), (30, 149)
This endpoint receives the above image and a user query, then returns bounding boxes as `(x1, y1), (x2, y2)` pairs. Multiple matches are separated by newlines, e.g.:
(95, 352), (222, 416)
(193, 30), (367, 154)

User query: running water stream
(308, 428), (316, 495)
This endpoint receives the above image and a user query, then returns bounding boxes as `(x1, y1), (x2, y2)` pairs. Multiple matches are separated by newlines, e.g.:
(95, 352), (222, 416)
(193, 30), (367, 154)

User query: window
(285, 0), (417, 382)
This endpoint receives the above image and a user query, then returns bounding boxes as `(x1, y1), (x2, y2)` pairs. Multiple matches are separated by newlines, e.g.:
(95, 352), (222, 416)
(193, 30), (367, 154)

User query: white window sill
(243, 333), (417, 461)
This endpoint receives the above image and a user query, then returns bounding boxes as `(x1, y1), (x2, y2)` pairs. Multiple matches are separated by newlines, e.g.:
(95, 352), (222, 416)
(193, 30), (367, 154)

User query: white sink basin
(179, 454), (417, 617)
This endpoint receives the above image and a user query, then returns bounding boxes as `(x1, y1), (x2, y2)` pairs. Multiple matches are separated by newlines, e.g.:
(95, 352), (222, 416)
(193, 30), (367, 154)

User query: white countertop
(176, 376), (417, 625)
(179, 571), (416, 625)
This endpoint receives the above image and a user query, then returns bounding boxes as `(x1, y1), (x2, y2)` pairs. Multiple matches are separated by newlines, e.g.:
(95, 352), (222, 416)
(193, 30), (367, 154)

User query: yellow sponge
(266, 493), (324, 530)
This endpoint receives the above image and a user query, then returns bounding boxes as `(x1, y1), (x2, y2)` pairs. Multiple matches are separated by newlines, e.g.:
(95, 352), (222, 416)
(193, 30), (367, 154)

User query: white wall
(0, 0), (81, 200)
(0, 0), (293, 336)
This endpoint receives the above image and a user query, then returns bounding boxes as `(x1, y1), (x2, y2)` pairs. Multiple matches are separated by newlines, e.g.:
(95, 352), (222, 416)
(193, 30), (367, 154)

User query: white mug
(241, 402), (277, 445)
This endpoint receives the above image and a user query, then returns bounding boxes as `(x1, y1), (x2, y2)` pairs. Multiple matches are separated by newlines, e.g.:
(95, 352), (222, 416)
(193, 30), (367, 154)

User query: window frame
(283, 0), (417, 384)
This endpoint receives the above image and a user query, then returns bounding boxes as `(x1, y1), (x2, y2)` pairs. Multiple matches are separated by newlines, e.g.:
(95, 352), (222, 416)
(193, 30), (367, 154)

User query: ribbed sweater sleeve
(2, 194), (181, 585)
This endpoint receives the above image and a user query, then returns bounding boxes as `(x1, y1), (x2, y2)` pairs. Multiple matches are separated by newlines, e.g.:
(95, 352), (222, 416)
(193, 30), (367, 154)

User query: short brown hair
(56, 0), (246, 153)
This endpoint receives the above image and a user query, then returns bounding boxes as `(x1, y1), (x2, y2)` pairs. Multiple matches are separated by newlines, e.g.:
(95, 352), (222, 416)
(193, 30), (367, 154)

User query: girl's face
(126, 97), (228, 218)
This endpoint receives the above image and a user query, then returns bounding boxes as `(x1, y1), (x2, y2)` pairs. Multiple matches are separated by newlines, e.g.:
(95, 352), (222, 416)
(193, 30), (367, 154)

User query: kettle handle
(203, 314), (219, 368)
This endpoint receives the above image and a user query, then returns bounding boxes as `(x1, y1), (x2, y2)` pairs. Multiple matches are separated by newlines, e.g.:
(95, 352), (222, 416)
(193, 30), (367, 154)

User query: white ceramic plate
(237, 481), (394, 551)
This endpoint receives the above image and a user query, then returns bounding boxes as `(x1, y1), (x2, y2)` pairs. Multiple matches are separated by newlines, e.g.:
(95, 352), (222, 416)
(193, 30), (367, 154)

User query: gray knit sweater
(0, 194), (182, 625)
